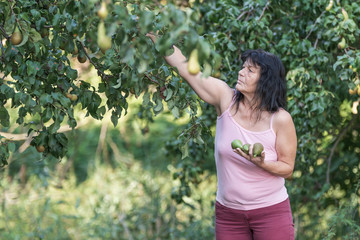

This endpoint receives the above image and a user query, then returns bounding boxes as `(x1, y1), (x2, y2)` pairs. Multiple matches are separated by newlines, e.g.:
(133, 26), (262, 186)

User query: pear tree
(0, 0), (360, 237)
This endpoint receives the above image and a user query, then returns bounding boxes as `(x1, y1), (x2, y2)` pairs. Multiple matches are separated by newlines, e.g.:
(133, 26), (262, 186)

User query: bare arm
(147, 33), (233, 114)
(255, 110), (297, 178)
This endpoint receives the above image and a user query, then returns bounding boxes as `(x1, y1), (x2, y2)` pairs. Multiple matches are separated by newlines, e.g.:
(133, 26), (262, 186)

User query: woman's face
(236, 60), (261, 95)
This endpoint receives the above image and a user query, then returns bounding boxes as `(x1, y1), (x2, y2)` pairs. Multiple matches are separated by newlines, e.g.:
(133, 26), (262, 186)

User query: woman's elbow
(284, 171), (293, 179)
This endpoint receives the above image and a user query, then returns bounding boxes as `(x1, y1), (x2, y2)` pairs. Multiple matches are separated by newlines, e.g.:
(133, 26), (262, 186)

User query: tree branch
(314, 37), (319, 49)
(236, 11), (248, 21)
(305, 11), (325, 40)
(78, 41), (111, 83)
(144, 73), (160, 85)
(0, 120), (88, 141)
(0, 25), (10, 40)
(326, 113), (359, 185)
(257, 1), (270, 23)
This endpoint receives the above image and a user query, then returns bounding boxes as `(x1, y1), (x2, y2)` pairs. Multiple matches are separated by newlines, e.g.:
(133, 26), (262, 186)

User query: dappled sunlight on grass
(0, 156), (217, 240)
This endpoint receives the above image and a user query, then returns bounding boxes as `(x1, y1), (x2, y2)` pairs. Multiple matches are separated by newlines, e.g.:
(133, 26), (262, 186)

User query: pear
(242, 144), (250, 155)
(212, 71), (221, 78)
(10, 26), (23, 45)
(341, 8), (349, 21)
(70, 94), (78, 101)
(231, 139), (243, 149)
(66, 93), (77, 101)
(188, 49), (200, 75)
(97, 2), (108, 20)
(253, 143), (264, 157)
(72, 41), (78, 55)
(36, 145), (45, 153)
(338, 37), (346, 49)
(97, 21), (112, 54)
(77, 52), (87, 63)
(325, 0), (333, 11)
(66, 93), (73, 99)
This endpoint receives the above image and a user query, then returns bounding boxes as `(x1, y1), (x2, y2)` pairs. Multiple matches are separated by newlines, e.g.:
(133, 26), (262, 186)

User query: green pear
(10, 26), (23, 45)
(253, 143), (264, 157)
(72, 41), (78, 55)
(341, 8), (349, 21)
(77, 52), (87, 63)
(97, 2), (108, 20)
(338, 37), (346, 49)
(325, 0), (333, 11)
(97, 21), (112, 54)
(231, 139), (243, 149)
(242, 144), (250, 155)
(36, 145), (45, 152)
(188, 49), (200, 75)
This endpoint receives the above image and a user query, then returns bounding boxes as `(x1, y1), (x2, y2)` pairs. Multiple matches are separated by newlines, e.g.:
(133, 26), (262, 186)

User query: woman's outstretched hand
(145, 32), (158, 43)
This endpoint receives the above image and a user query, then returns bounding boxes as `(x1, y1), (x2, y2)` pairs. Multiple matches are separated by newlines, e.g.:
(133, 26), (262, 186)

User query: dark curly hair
(233, 49), (287, 118)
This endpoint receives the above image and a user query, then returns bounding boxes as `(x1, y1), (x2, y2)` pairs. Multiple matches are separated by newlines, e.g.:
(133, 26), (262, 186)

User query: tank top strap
(225, 89), (237, 112)
(270, 112), (276, 130)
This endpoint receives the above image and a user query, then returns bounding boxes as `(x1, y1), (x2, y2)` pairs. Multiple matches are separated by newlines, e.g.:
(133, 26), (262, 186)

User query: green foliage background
(0, 0), (360, 239)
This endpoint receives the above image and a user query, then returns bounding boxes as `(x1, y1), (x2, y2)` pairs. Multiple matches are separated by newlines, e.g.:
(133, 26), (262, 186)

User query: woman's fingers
(146, 31), (159, 43)
(233, 148), (248, 159)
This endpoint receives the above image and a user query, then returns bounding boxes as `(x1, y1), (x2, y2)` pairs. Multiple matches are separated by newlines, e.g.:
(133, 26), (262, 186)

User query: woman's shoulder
(275, 108), (292, 118)
(272, 109), (294, 131)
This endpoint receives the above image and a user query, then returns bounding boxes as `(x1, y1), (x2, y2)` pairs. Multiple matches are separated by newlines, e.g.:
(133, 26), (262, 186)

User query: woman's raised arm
(147, 33), (233, 115)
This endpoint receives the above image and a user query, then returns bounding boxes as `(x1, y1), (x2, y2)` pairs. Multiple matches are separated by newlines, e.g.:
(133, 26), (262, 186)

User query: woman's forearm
(256, 160), (294, 179)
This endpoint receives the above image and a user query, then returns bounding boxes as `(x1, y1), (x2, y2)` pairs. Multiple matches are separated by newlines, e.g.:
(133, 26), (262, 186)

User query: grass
(0, 154), (217, 240)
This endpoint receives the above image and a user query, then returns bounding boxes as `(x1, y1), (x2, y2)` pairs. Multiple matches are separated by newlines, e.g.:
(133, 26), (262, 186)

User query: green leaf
(0, 107), (10, 127)
(25, 95), (36, 108)
(111, 111), (118, 127)
(202, 62), (212, 78)
(194, 134), (204, 145)
(29, 28), (42, 42)
(180, 141), (189, 159)
(8, 142), (16, 152)
(42, 107), (52, 123)
(26, 60), (41, 76)
(112, 78), (121, 89)
(55, 133), (68, 147)
(66, 67), (78, 80)
(0, 84), (15, 98)
(227, 41), (237, 51)
(153, 99), (163, 113)
(58, 94), (71, 109)
(52, 13), (62, 26)
(198, 39), (211, 59)
(171, 106), (179, 118)
(143, 92), (150, 105)
(164, 88), (173, 101)
(40, 93), (53, 105)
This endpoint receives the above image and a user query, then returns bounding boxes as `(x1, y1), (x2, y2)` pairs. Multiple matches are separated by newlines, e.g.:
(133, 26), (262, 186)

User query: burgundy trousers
(215, 198), (295, 240)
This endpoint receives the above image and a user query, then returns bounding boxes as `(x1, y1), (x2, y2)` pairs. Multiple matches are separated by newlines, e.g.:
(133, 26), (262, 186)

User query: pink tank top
(215, 94), (288, 210)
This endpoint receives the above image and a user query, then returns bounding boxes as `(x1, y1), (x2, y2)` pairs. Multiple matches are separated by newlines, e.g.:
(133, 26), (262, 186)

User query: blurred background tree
(0, 0), (359, 239)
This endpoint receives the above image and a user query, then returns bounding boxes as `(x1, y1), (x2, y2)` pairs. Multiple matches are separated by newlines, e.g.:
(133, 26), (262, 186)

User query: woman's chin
(235, 84), (242, 92)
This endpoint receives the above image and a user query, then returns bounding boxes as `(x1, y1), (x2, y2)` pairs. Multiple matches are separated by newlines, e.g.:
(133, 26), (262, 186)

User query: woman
(147, 33), (297, 240)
